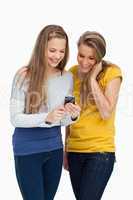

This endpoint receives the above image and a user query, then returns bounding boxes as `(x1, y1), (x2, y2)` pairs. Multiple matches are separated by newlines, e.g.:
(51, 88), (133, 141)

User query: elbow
(10, 118), (17, 127)
(10, 114), (21, 127)
(101, 113), (111, 120)
(100, 109), (113, 120)
(10, 116), (18, 127)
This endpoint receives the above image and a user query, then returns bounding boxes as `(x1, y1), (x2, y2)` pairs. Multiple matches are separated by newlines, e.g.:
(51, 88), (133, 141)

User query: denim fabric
(68, 152), (115, 200)
(15, 149), (63, 200)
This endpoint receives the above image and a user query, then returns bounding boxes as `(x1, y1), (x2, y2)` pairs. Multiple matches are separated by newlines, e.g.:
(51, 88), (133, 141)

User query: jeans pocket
(98, 152), (115, 162)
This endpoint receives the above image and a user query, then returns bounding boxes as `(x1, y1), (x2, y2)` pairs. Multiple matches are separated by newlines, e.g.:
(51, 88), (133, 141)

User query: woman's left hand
(90, 61), (102, 80)
(65, 103), (81, 119)
(63, 151), (69, 171)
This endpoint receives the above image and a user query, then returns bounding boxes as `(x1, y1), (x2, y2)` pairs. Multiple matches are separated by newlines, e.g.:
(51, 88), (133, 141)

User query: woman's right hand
(90, 61), (102, 80)
(45, 106), (66, 124)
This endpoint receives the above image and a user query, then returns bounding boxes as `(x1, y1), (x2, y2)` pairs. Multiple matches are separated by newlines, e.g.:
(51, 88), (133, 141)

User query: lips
(82, 67), (90, 71)
(49, 58), (60, 64)
(80, 67), (92, 73)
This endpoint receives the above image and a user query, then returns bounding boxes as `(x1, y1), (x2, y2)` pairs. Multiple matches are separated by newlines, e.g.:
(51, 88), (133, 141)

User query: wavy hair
(19, 25), (69, 114)
(78, 31), (109, 108)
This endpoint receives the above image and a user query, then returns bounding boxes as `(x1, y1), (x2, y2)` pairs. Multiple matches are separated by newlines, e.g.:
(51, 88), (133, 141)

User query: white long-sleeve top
(10, 70), (75, 128)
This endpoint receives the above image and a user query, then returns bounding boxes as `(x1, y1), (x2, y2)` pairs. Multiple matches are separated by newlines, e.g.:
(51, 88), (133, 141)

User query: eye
(79, 54), (84, 58)
(60, 50), (65, 54)
(89, 57), (95, 60)
(49, 49), (56, 53)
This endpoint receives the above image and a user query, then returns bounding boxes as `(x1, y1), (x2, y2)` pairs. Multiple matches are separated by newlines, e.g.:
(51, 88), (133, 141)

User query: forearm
(90, 78), (111, 119)
(11, 112), (48, 127)
(10, 99), (53, 127)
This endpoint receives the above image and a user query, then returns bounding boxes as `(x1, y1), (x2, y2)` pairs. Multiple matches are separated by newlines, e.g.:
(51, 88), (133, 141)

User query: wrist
(45, 120), (52, 125)
(90, 76), (96, 82)
(90, 77), (97, 87)
(45, 114), (53, 124)
(64, 145), (68, 152)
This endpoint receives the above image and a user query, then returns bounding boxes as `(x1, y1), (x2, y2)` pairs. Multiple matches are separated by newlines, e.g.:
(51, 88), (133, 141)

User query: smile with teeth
(50, 59), (60, 64)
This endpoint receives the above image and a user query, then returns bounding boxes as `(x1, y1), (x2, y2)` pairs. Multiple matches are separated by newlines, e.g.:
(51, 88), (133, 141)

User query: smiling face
(77, 43), (97, 74)
(47, 38), (66, 68)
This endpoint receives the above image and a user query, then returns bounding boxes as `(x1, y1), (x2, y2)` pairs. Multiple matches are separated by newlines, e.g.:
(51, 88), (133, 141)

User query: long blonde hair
(78, 31), (108, 108)
(19, 25), (69, 114)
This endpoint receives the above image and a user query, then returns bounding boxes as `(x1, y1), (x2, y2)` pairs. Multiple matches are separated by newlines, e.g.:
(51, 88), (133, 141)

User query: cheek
(90, 60), (96, 66)
(47, 51), (53, 59)
(77, 56), (82, 64)
(61, 53), (65, 59)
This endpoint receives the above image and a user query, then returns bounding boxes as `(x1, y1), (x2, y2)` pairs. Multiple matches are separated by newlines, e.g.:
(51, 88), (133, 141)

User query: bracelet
(45, 121), (52, 125)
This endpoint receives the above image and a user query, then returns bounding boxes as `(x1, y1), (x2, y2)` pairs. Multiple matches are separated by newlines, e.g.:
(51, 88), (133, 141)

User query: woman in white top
(10, 24), (80, 200)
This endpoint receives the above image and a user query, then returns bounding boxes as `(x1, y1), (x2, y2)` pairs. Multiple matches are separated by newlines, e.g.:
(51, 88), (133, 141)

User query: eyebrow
(78, 53), (84, 56)
(49, 48), (65, 51)
(78, 53), (95, 59)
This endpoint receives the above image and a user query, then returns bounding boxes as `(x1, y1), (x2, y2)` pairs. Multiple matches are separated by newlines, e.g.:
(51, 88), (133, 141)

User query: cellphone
(64, 96), (75, 105)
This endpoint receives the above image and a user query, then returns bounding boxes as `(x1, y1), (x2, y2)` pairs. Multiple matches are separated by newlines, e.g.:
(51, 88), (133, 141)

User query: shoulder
(13, 66), (29, 88)
(102, 63), (122, 86)
(68, 65), (78, 75)
(15, 66), (29, 78)
(105, 63), (122, 74)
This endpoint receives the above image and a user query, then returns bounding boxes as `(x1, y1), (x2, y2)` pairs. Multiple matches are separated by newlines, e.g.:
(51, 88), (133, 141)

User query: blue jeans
(14, 149), (63, 200)
(68, 152), (115, 200)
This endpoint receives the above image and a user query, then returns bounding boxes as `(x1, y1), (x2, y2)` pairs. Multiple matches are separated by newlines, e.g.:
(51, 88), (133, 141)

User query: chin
(79, 66), (92, 74)
(81, 69), (91, 74)
(49, 63), (59, 68)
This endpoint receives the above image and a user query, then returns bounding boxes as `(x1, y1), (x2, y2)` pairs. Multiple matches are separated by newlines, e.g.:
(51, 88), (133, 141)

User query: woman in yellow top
(64, 31), (122, 200)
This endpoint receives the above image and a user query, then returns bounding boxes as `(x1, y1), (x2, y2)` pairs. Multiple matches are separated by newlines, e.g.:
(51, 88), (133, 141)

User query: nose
(55, 52), (62, 60)
(82, 58), (89, 67)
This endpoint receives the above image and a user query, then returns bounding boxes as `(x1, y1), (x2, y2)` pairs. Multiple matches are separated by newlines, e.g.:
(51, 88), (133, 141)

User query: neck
(46, 67), (61, 79)
(47, 67), (60, 75)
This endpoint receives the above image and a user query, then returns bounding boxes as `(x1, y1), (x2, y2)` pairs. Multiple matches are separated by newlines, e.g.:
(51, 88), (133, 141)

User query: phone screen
(64, 96), (75, 104)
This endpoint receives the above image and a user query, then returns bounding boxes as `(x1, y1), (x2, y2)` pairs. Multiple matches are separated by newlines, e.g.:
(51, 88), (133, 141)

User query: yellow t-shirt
(66, 64), (122, 152)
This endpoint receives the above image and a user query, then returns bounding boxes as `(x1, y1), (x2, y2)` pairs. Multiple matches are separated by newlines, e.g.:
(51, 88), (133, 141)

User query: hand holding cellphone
(64, 96), (75, 105)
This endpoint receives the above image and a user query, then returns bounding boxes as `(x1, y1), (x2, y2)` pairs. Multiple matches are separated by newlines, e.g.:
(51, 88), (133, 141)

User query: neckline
(48, 71), (67, 81)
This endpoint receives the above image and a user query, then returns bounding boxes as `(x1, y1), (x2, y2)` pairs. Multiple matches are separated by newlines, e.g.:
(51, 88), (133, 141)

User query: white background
(0, 0), (132, 199)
